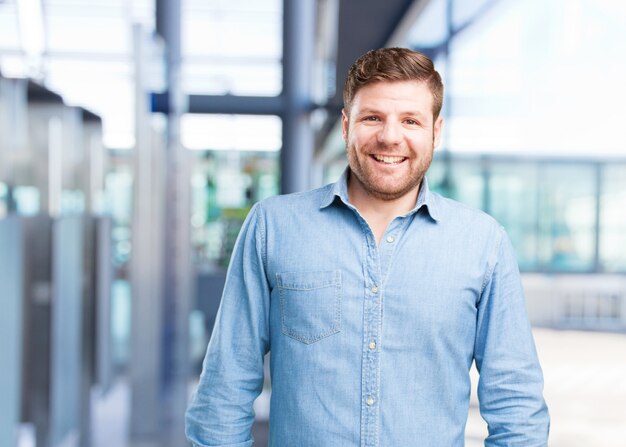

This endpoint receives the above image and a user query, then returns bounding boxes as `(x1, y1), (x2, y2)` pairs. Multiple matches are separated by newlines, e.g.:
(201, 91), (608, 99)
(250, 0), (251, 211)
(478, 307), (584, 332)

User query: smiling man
(186, 48), (550, 447)
(342, 73), (443, 245)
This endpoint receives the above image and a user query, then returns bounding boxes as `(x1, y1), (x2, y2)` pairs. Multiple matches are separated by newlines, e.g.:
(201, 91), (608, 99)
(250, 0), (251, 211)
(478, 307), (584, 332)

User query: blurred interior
(1, 0), (626, 446)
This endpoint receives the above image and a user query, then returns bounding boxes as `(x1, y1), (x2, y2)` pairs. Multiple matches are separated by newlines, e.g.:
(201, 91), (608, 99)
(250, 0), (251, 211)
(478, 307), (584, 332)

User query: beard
(346, 141), (434, 201)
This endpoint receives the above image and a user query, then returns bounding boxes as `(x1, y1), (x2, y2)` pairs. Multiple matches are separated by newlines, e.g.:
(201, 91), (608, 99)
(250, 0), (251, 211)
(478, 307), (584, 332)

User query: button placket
(361, 229), (381, 447)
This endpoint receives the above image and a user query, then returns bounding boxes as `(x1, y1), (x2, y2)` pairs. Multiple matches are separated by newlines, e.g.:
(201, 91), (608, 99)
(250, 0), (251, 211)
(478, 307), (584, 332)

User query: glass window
(446, 157), (485, 210)
(451, 0), (499, 29)
(45, 60), (135, 149)
(46, 15), (130, 54)
(599, 164), (626, 272)
(182, 0), (282, 96)
(406, 0), (448, 49)
(105, 164), (133, 267)
(13, 185), (40, 215)
(8, 0), (154, 148)
(181, 114), (281, 152)
(536, 164), (596, 272)
(190, 150), (278, 269)
(426, 155), (447, 194)
(182, 60), (281, 96)
(0, 2), (21, 51)
(489, 161), (539, 270)
(410, 0), (626, 158)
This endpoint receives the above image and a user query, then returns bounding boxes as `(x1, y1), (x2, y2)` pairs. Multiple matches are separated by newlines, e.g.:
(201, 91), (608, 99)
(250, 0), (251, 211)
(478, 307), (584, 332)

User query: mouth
(371, 154), (407, 165)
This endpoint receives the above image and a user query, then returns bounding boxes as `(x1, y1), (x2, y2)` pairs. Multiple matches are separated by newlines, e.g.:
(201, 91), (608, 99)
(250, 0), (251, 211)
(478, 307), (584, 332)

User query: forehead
(351, 80), (434, 116)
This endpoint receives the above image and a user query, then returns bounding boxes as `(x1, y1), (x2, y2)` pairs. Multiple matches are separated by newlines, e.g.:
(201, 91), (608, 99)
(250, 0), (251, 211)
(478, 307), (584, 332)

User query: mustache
(361, 143), (407, 154)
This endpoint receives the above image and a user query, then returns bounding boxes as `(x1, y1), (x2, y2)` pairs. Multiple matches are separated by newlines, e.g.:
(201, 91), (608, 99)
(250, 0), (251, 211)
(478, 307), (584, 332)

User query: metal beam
(152, 92), (285, 116)
(190, 94), (284, 115)
(156, 0), (182, 112)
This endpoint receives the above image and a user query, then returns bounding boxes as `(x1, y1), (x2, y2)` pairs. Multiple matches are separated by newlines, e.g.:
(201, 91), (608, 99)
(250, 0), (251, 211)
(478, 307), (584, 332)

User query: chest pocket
(276, 270), (342, 344)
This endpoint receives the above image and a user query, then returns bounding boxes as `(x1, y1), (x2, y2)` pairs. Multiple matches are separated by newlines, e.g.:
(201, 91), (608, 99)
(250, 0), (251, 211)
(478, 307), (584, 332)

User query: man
(186, 47), (549, 446)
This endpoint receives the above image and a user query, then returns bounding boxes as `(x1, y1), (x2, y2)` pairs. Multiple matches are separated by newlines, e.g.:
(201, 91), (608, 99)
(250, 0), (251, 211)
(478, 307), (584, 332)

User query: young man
(186, 47), (550, 447)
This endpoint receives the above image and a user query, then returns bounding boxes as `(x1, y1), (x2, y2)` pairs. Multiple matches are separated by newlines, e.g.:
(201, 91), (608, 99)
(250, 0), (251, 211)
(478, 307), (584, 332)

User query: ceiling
(0, 0), (429, 149)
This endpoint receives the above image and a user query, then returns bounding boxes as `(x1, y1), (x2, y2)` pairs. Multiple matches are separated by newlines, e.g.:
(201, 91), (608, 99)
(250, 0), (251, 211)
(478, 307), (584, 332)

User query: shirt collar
(320, 168), (351, 209)
(320, 167), (441, 222)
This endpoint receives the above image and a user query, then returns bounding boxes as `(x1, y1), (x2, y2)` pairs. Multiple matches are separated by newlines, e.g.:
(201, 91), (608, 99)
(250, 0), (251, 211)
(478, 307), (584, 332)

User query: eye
(363, 115), (380, 122)
(404, 118), (419, 126)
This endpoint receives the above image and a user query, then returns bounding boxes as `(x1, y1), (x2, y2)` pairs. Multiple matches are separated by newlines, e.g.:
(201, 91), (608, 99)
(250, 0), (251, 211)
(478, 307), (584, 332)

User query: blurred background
(1, 0), (625, 446)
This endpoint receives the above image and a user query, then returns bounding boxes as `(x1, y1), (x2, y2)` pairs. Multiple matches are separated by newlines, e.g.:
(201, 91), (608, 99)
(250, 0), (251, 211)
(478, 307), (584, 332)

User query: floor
(465, 328), (626, 447)
(86, 328), (626, 447)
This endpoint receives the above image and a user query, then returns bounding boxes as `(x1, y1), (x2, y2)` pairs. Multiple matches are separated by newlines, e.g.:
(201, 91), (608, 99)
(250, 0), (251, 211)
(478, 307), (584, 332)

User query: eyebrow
(357, 108), (429, 120)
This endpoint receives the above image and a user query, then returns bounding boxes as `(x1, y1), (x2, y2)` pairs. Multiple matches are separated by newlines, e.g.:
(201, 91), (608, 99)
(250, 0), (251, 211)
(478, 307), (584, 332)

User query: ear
(341, 108), (349, 142)
(433, 116), (443, 148)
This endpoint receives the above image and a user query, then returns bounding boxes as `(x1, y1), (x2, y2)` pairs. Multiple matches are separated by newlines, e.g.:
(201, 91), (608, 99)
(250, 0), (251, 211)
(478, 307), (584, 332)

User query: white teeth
(373, 155), (405, 164)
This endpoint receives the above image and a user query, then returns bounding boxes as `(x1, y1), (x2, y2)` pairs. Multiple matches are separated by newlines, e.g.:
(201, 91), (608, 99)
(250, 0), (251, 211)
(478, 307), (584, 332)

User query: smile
(371, 154), (407, 164)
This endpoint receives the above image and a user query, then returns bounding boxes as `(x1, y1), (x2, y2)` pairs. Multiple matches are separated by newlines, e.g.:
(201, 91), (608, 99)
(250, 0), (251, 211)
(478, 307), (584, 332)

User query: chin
(368, 185), (418, 201)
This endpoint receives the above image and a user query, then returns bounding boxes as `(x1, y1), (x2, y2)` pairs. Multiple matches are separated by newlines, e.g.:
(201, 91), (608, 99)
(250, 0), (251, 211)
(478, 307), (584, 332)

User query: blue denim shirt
(186, 171), (549, 447)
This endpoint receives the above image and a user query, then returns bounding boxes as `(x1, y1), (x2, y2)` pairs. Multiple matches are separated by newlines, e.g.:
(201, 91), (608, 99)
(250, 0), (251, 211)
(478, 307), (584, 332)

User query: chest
(265, 216), (486, 344)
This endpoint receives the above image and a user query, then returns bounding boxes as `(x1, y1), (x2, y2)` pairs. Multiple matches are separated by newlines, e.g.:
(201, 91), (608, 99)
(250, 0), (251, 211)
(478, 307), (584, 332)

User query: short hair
(343, 47), (444, 119)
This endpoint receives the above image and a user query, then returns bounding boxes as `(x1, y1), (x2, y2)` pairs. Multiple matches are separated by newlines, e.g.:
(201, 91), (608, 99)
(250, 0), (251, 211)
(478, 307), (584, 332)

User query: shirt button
(386, 235), (395, 243)
(368, 341), (376, 350)
(370, 286), (379, 294)
(366, 396), (375, 406)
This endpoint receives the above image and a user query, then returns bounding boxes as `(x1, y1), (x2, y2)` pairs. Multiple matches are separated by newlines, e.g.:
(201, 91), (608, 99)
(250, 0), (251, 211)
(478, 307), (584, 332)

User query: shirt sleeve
(474, 227), (550, 446)
(185, 203), (270, 447)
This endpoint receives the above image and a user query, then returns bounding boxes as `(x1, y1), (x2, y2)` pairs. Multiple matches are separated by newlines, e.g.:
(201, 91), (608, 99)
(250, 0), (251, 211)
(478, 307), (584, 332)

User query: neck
(347, 174), (420, 245)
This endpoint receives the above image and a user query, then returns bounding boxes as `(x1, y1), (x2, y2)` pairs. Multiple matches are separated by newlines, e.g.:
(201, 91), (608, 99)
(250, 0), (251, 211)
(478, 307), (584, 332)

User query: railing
(523, 274), (626, 332)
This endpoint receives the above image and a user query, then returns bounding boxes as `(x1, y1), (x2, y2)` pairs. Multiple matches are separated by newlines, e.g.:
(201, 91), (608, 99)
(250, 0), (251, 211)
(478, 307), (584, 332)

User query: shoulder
(256, 183), (334, 214)
(428, 191), (506, 248)
(432, 191), (501, 230)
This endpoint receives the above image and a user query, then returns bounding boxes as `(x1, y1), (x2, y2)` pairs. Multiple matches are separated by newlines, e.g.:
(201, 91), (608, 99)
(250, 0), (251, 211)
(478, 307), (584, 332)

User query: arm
(186, 204), (270, 447)
(474, 228), (550, 446)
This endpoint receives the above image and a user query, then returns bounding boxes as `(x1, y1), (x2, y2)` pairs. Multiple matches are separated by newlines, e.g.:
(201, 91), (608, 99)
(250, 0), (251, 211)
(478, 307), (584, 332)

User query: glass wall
(103, 152), (134, 369)
(488, 161), (539, 270)
(409, 0), (626, 159)
(536, 164), (596, 272)
(428, 155), (626, 274)
(399, 0), (626, 274)
(600, 165), (626, 272)
(190, 149), (279, 269)
(182, 112), (281, 269)
(182, 0), (282, 96)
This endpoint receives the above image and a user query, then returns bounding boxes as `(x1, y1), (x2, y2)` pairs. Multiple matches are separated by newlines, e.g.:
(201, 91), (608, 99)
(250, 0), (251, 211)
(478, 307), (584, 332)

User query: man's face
(342, 80), (443, 201)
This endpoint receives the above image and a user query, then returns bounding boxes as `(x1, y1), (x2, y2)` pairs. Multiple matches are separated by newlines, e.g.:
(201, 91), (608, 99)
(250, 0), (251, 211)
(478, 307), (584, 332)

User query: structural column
(0, 217), (23, 447)
(281, 0), (317, 193)
(130, 24), (164, 442)
(157, 0), (193, 445)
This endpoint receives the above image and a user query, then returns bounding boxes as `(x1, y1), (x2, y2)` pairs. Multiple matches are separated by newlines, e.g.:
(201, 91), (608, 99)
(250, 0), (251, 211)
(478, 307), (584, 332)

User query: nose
(377, 120), (402, 145)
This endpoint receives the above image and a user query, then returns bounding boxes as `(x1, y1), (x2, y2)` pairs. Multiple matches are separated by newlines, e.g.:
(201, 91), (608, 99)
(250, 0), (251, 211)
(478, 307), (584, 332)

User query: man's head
(341, 48), (444, 203)
(343, 47), (444, 120)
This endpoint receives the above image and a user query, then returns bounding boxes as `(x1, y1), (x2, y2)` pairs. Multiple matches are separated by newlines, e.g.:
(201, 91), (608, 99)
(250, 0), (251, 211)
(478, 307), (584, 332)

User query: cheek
(410, 134), (434, 149)
(351, 128), (377, 148)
